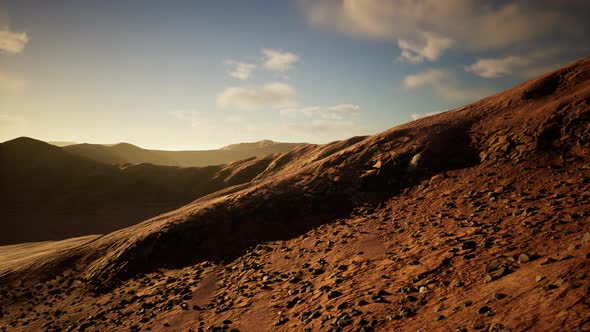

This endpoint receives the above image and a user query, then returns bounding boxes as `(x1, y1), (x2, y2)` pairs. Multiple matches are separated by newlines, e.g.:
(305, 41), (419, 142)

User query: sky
(0, 0), (589, 150)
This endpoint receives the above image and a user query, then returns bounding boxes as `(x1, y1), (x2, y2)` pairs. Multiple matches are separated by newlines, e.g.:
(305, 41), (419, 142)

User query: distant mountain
(47, 141), (78, 147)
(0, 137), (281, 244)
(220, 139), (301, 153)
(62, 140), (304, 167)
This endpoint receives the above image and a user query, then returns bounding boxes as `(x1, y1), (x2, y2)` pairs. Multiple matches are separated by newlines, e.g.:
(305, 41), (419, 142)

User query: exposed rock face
(0, 58), (589, 332)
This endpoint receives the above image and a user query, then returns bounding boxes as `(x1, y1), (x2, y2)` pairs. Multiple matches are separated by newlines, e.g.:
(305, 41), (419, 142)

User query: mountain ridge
(0, 137), (287, 244)
(60, 139), (305, 167)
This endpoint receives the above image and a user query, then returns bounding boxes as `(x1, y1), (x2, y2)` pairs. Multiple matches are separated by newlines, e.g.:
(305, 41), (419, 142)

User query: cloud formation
(403, 69), (447, 89)
(0, 29), (28, 55)
(216, 83), (297, 110)
(262, 49), (300, 72)
(465, 56), (531, 78)
(224, 60), (256, 80)
(398, 32), (453, 64)
(281, 104), (360, 120)
(283, 120), (361, 134)
(301, 0), (585, 62)
(404, 69), (493, 103)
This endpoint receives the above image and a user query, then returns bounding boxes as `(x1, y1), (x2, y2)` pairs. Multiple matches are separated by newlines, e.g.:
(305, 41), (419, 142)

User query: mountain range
(61, 140), (303, 167)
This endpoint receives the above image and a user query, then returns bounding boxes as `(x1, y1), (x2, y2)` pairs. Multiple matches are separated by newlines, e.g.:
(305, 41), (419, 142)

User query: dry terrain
(0, 58), (589, 331)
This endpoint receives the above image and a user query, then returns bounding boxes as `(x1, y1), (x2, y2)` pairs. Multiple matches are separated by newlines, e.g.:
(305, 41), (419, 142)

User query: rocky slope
(0, 58), (589, 331)
(0, 138), (281, 244)
(63, 140), (303, 167)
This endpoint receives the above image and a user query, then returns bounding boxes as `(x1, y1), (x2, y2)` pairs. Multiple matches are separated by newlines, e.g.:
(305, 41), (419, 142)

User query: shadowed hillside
(62, 140), (304, 167)
(0, 58), (589, 331)
(0, 138), (282, 244)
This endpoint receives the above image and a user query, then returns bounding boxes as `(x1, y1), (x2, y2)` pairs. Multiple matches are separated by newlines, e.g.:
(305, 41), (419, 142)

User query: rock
(336, 301), (349, 310)
(461, 240), (477, 250)
(484, 262), (509, 282)
(410, 153), (422, 167)
(376, 289), (391, 296)
(464, 300), (473, 307)
(285, 297), (300, 309)
(517, 253), (530, 264)
(312, 268), (325, 276)
(435, 315), (445, 321)
(327, 291), (342, 299)
(478, 306), (490, 314)
(275, 317), (289, 326)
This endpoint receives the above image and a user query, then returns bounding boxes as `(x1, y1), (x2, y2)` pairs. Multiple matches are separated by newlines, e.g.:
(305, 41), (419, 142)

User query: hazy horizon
(1, 1), (589, 150)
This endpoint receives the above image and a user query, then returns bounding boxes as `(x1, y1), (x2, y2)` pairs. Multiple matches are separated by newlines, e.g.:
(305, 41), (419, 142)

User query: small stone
(327, 290), (342, 299)
(477, 306), (490, 314)
(541, 258), (557, 265)
(535, 275), (545, 282)
(518, 253), (530, 264)
(275, 317), (289, 326)
(435, 315), (445, 321)
(461, 240), (477, 250)
(336, 302), (349, 310)
(463, 300), (473, 307)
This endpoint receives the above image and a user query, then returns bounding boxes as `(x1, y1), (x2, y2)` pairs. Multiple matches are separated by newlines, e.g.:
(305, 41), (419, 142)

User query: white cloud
(224, 60), (256, 80)
(283, 120), (360, 133)
(0, 71), (27, 93)
(0, 29), (28, 55)
(216, 82), (297, 110)
(410, 111), (443, 120)
(262, 49), (300, 72)
(404, 69), (447, 89)
(281, 104), (360, 120)
(301, 0), (582, 61)
(398, 32), (453, 64)
(465, 56), (531, 78)
(404, 68), (493, 103)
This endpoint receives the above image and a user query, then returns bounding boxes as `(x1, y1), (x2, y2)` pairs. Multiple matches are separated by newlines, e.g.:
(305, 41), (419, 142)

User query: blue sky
(0, 0), (588, 149)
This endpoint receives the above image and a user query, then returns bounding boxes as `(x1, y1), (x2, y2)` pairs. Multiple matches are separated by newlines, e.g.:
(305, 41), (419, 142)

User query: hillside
(0, 58), (589, 331)
(47, 141), (78, 147)
(0, 138), (280, 244)
(62, 140), (303, 167)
